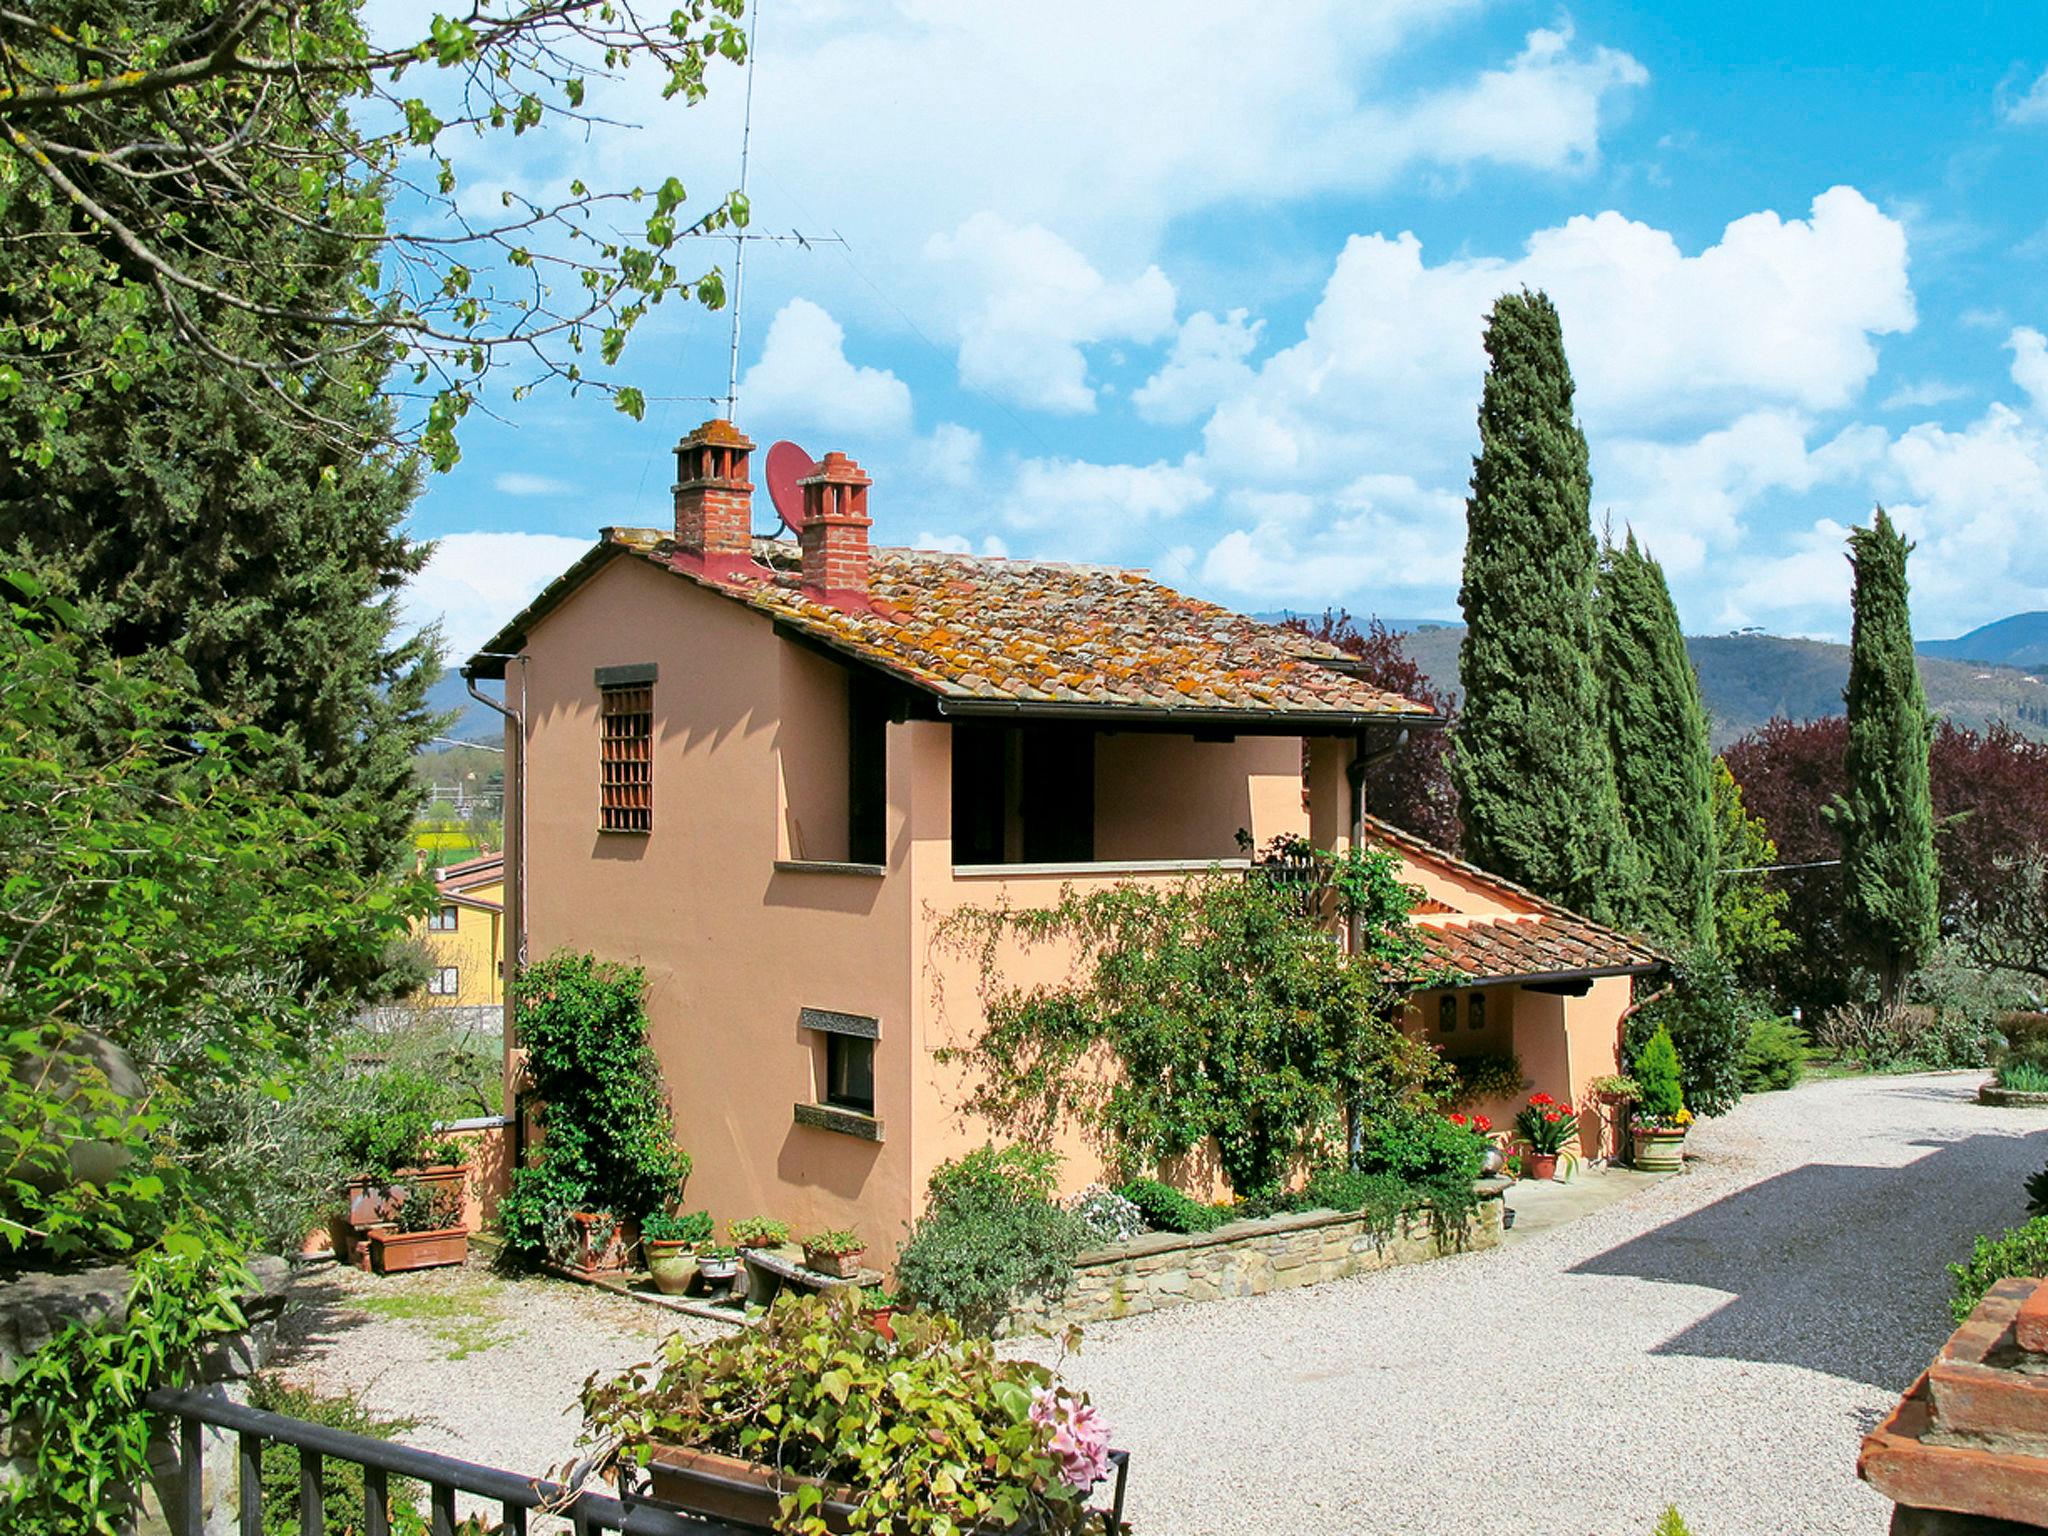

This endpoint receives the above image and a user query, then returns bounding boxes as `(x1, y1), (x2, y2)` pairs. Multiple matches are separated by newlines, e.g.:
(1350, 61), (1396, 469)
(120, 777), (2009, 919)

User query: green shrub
(1739, 1017), (1806, 1093)
(894, 1146), (1090, 1330)
(2027, 1162), (2048, 1217)
(1650, 1511), (1694, 1536)
(1950, 1215), (2048, 1323)
(1632, 1024), (1687, 1126)
(496, 953), (690, 1266)
(643, 1210), (713, 1244)
(1114, 1177), (1228, 1234)
(1624, 950), (1753, 1117)
(1293, 1166), (1413, 1227)
(1355, 1104), (1484, 1189)
(247, 1377), (427, 1536)
(336, 1067), (443, 1183)
(2001, 1060), (2048, 1093)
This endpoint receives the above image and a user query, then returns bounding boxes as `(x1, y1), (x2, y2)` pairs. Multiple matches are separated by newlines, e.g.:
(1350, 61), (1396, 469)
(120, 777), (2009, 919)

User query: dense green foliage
(1293, 1167), (1417, 1227)
(1445, 1051), (1526, 1106)
(892, 1147), (1090, 1331)
(1453, 289), (1638, 924)
(2001, 1061), (2048, 1093)
(586, 1289), (1109, 1535)
(247, 1377), (428, 1536)
(643, 1210), (715, 1244)
(1113, 1178), (1228, 1235)
(1597, 533), (1715, 944)
(1951, 1215), (2048, 1323)
(1739, 1018), (1807, 1093)
(1829, 510), (1939, 1009)
(1632, 1025), (1687, 1126)
(938, 850), (1436, 1198)
(1351, 1104), (1485, 1227)
(1708, 757), (1794, 985)
(1625, 951), (1756, 1118)
(496, 953), (690, 1265)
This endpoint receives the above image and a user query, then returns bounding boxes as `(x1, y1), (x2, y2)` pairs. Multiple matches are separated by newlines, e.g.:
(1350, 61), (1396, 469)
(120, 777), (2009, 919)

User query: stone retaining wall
(1, 1258), (288, 1535)
(1019, 1182), (1507, 1329)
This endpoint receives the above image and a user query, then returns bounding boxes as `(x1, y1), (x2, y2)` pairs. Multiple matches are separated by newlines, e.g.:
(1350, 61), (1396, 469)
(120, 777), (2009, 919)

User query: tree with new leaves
(1827, 508), (1938, 1011)
(1708, 757), (1793, 983)
(1597, 530), (1715, 945)
(0, 1), (750, 471)
(1454, 289), (1640, 924)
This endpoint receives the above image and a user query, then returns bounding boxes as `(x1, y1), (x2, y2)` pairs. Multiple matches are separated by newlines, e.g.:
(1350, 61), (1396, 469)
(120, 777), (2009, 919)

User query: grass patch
(355, 1276), (516, 1359)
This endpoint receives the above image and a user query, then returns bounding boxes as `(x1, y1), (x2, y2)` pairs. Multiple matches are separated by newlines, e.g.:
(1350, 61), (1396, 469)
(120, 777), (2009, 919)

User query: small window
(428, 967), (460, 997)
(428, 904), (459, 932)
(600, 682), (654, 832)
(825, 1034), (875, 1115)
(1437, 994), (1458, 1034)
(1469, 991), (1486, 1031)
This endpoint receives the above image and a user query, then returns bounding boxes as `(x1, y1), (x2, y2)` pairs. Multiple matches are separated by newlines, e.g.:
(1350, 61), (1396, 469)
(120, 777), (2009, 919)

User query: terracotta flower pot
(1522, 1152), (1559, 1181)
(646, 1239), (700, 1296)
(644, 1445), (1045, 1535)
(802, 1246), (866, 1280)
(1632, 1126), (1687, 1172)
(563, 1212), (635, 1279)
(369, 1226), (469, 1275)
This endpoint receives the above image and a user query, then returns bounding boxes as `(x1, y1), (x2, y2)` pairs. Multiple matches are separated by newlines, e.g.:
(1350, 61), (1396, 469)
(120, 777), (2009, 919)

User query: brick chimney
(798, 452), (872, 604)
(672, 419), (755, 572)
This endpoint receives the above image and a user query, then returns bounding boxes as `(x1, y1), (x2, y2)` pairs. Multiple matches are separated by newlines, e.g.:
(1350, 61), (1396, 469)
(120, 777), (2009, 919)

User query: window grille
(600, 683), (654, 831)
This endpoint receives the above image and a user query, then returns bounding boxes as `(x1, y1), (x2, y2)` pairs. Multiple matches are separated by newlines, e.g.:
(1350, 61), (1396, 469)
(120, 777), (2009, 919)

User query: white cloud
(2001, 66), (2048, 125)
(1134, 310), (1263, 425)
(403, 531), (593, 663)
(912, 423), (983, 489)
(740, 299), (914, 438)
(998, 458), (1212, 555)
(493, 472), (574, 497)
(2008, 327), (2048, 411)
(912, 531), (1010, 558)
(1880, 380), (1971, 411)
(925, 215), (1175, 413)
(1196, 474), (1466, 606)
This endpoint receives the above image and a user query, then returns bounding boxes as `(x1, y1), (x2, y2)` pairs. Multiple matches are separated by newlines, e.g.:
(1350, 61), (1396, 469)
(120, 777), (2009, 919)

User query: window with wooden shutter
(599, 682), (654, 832)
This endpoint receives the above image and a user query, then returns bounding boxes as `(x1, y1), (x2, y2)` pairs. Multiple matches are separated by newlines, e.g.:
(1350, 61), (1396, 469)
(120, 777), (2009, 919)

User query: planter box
(368, 1226), (469, 1275)
(643, 1444), (1111, 1534)
(802, 1247), (867, 1280)
(561, 1212), (636, 1280)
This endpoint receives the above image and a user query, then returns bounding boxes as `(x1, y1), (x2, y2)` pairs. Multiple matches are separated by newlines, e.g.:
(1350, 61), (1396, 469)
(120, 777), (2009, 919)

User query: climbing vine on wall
(934, 846), (1449, 1198)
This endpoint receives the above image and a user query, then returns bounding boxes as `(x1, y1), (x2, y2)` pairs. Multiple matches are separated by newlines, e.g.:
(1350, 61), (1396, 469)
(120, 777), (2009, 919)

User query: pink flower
(1030, 1386), (1113, 1489)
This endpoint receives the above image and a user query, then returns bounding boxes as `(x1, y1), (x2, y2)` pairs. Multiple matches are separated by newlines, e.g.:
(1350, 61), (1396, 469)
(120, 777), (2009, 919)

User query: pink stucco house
(465, 419), (1661, 1254)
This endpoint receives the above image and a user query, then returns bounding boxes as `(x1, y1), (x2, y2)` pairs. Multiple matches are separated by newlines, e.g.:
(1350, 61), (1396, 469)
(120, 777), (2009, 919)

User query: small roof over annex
(466, 422), (1442, 734)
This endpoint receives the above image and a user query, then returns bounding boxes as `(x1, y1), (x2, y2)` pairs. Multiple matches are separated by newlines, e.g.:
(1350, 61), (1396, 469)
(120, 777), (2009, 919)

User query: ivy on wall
(935, 845), (1449, 1198)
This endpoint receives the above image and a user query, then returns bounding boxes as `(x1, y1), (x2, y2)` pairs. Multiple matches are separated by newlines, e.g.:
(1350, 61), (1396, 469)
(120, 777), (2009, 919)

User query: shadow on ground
(1570, 1130), (2047, 1391)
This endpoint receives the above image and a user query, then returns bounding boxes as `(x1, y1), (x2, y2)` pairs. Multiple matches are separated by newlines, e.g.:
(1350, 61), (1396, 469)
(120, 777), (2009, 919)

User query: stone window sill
(774, 859), (886, 877)
(793, 1102), (884, 1142)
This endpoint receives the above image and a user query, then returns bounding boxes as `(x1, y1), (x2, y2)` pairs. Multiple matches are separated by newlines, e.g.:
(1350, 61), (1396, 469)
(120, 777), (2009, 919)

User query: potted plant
(800, 1228), (867, 1279)
(1512, 1093), (1579, 1180)
(727, 1216), (790, 1252)
(644, 1210), (714, 1296)
(559, 1210), (634, 1279)
(368, 1183), (469, 1275)
(582, 1289), (1125, 1536)
(1587, 1073), (1640, 1163)
(695, 1243), (741, 1292)
(1630, 1024), (1691, 1172)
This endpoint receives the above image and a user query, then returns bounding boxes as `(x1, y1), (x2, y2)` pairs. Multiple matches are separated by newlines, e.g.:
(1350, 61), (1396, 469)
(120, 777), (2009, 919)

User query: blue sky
(395, 1), (2048, 662)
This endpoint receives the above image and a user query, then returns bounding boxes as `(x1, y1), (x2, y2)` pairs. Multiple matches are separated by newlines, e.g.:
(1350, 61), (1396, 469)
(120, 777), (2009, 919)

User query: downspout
(1345, 728), (1410, 1160)
(463, 655), (528, 1157)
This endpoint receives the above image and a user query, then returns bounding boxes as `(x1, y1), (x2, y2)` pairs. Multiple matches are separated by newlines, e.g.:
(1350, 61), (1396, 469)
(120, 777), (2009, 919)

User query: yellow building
(417, 853), (505, 1008)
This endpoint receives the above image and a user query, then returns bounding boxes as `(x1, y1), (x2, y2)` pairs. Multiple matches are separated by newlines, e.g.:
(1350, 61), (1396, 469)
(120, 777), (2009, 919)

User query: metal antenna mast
(723, 0), (763, 420)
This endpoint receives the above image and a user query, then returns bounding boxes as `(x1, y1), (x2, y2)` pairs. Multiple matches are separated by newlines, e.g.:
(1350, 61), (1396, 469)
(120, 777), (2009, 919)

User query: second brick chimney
(673, 419), (755, 571)
(798, 452), (872, 605)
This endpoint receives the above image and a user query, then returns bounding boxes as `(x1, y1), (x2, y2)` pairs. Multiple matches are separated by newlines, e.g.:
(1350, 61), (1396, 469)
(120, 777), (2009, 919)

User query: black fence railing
(144, 1386), (745, 1535)
(146, 1388), (1132, 1535)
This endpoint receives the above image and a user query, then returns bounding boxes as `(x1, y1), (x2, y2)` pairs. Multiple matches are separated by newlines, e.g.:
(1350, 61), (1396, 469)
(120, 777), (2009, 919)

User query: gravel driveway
(274, 1072), (2048, 1536)
(1031, 1071), (2048, 1536)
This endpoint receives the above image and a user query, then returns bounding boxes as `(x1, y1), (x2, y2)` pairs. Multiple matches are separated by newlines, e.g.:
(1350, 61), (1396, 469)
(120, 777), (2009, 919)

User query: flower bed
(1013, 1180), (1508, 1328)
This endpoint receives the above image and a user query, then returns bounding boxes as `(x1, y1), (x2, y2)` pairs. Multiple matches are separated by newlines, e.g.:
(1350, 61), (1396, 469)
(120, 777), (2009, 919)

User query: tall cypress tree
(1453, 289), (1638, 923)
(1828, 507), (1938, 1009)
(0, 0), (436, 884)
(1596, 531), (1715, 944)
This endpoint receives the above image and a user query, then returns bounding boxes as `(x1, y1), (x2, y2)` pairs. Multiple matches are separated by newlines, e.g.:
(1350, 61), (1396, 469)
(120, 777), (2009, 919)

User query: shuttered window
(599, 683), (654, 832)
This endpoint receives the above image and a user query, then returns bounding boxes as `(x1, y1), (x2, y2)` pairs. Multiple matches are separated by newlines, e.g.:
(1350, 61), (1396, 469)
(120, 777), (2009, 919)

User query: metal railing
(144, 1387), (746, 1535)
(145, 1388), (1131, 1535)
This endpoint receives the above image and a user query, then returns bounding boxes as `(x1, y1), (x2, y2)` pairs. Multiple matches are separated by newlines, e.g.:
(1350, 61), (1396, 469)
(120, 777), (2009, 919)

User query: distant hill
(1386, 623), (2048, 749)
(424, 671), (506, 747)
(1920, 611), (2048, 670)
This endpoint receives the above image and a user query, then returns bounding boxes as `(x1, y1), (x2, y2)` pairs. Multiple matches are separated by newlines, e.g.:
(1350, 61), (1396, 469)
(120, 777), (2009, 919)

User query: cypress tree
(1596, 531), (1715, 944)
(1453, 289), (1638, 923)
(1828, 507), (1939, 1010)
(0, 0), (436, 885)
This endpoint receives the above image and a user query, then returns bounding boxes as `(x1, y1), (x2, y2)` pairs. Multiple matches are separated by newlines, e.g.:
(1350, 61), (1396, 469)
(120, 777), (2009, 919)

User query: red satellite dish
(764, 440), (817, 535)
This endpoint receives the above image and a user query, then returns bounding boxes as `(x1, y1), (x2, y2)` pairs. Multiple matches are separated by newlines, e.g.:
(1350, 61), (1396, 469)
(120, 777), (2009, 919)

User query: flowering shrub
(1446, 1111), (1493, 1137)
(583, 1289), (1116, 1535)
(1512, 1094), (1579, 1155)
(1065, 1183), (1146, 1244)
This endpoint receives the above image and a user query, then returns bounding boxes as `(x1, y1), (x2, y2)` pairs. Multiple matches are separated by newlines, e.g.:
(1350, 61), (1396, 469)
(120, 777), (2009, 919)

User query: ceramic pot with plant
(644, 1210), (714, 1296)
(369, 1183), (468, 1275)
(696, 1244), (741, 1290)
(1629, 1023), (1691, 1172)
(1512, 1093), (1579, 1180)
(800, 1228), (867, 1279)
(727, 1217), (791, 1253)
